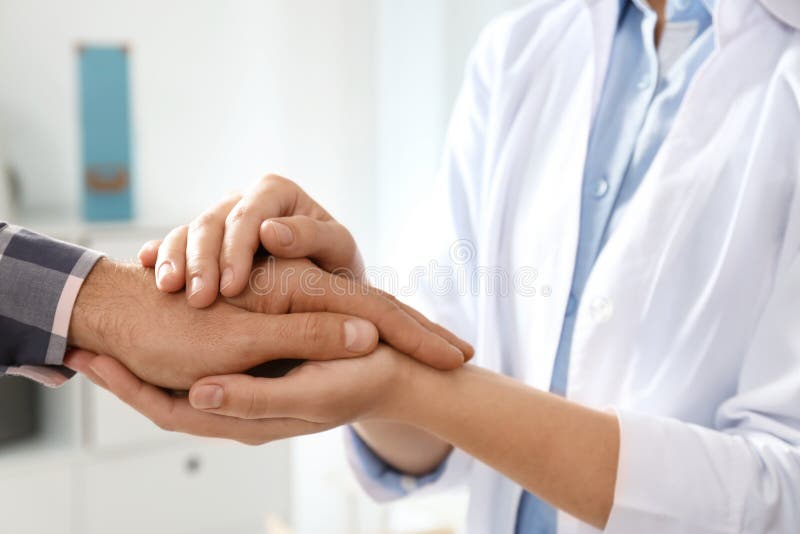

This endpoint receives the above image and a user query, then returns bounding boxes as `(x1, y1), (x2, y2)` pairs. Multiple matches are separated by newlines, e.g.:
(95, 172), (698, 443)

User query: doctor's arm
(68, 342), (620, 528)
(73, 284), (800, 533)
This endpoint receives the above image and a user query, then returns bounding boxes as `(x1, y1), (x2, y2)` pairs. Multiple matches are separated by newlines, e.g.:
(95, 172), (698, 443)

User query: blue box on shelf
(78, 46), (133, 222)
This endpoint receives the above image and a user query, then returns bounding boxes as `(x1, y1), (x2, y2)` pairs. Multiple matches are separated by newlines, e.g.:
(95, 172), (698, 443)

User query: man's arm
(1, 220), (464, 391)
(0, 222), (102, 386)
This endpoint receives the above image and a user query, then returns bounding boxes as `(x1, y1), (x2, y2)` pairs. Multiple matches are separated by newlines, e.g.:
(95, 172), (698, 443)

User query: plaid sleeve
(0, 222), (103, 387)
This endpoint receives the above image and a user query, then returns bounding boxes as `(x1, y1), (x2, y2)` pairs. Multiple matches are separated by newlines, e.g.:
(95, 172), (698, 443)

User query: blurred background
(0, 1), (526, 533)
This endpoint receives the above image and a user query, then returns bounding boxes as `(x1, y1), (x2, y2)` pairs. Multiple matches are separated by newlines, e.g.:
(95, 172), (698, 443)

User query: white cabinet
(0, 222), (292, 533)
(85, 385), (169, 450)
(0, 463), (73, 533)
(84, 441), (291, 534)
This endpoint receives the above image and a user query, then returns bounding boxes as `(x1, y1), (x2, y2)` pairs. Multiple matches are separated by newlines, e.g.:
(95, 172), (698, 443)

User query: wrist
(67, 258), (130, 354)
(377, 351), (452, 426)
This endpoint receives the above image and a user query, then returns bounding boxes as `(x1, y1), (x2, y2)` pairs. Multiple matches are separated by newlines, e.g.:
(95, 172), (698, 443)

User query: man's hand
(67, 256), (464, 389)
(64, 344), (414, 444)
(136, 174), (474, 370)
(65, 350), (335, 444)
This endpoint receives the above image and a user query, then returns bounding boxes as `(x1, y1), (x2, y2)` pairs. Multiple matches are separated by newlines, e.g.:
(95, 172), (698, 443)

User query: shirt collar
(700, 0), (717, 12)
(621, 0), (716, 17)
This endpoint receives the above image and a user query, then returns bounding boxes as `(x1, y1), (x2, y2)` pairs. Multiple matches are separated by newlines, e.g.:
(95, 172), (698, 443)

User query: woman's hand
(229, 256), (469, 370)
(67, 338), (619, 529)
(64, 344), (414, 445)
(64, 350), (336, 445)
(139, 174), (365, 307)
(185, 344), (411, 424)
(138, 174), (474, 370)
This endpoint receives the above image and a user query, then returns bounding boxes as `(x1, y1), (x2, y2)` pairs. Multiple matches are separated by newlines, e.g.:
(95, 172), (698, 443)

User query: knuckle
(301, 314), (327, 348)
(244, 385), (263, 419)
(186, 248), (217, 274)
(406, 330), (426, 357)
(338, 224), (356, 247)
(172, 224), (189, 236)
(185, 257), (207, 279)
(261, 173), (290, 188)
(220, 191), (242, 205)
(234, 319), (272, 359)
(164, 225), (188, 246)
(372, 285), (399, 304)
(189, 211), (218, 233)
(226, 204), (250, 225)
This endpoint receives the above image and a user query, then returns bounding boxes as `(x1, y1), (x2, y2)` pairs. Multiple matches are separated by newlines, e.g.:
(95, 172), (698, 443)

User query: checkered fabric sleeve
(0, 222), (103, 387)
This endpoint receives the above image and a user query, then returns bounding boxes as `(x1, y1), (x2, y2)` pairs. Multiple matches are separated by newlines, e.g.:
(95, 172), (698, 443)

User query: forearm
(388, 363), (619, 529)
(352, 420), (452, 476)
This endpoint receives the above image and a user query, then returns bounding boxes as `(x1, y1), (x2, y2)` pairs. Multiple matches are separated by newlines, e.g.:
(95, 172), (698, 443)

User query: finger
(189, 372), (324, 420)
(260, 216), (364, 278)
(155, 225), (189, 292)
(220, 175), (314, 298)
(63, 349), (95, 372)
(390, 297), (475, 362)
(88, 355), (327, 443)
(285, 271), (465, 370)
(64, 349), (109, 389)
(137, 240), (161, 267)
(185, 194), (241, 308)
(230, 311), (379, 364)
(229, 260), (466, 369)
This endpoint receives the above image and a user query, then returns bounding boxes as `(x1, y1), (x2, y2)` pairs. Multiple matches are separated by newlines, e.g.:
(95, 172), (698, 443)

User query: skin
(68, 256), (471, 390)
(73, 175), (619, 528)
(68, 3), (675, 528)
(67, 345), (619, 529)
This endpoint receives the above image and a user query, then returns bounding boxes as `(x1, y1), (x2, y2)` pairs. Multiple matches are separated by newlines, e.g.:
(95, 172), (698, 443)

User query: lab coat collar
(759, 0), (800, 29)
(619, 0), (716, 17)
(592, 0), (800, 28)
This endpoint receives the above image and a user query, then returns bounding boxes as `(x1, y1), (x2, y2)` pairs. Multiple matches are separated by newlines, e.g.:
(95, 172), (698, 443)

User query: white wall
(374, 0), (529, 263)
(0, 0), (378, 254)
(0, 1), (532, 533)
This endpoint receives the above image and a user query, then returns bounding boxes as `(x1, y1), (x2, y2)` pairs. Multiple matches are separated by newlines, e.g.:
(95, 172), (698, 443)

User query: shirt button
(636, 75), (652, 91)
(399, 475), (418, 493)
(593, 178), (609, 198)
(566, 293), (577, 316)
(590, 296), (614, 324)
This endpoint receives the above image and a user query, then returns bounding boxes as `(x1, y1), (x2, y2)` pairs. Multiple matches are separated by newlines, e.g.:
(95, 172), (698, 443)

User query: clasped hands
(65, 175), (473, 445)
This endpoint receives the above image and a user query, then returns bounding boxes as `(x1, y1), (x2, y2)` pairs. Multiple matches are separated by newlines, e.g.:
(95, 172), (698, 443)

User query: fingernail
(344, 319), (376, 352)
(191, 385), (224, 410)
(157, 261), (174, 282)
(220, 268), (234, 290)
(268, 220), (294, 246)
(189, 276), (205, 298)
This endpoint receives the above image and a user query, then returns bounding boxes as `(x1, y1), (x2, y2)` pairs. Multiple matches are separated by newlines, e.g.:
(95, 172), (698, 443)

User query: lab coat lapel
(567, 0), (791, 404)
(587, 0), (621, 118)
(485, 0), (619, 391)
(469, 3), (623, 532)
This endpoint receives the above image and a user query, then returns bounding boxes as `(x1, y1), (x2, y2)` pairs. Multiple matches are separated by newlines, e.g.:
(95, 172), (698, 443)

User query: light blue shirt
(349, 0), (716, 531)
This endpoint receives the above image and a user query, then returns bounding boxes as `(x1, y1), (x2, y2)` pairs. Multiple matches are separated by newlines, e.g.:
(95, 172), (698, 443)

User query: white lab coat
(348, 0), (800, 532)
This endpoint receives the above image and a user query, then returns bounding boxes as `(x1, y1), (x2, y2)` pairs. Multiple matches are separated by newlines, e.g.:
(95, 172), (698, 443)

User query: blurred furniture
(78, 45), (134, 222)
(0, 157), (18, 221)
(0, 377), (38, 445)
(0, 221), (291, 534)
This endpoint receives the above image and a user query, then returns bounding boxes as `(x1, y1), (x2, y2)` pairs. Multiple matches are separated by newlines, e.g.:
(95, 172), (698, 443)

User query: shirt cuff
(344, 426), (450, 502)
(0, 223), (103, 387)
